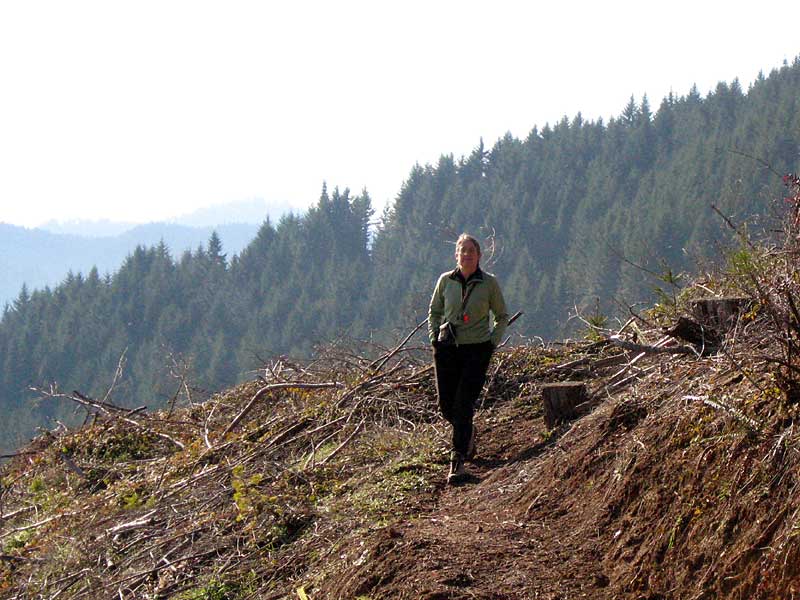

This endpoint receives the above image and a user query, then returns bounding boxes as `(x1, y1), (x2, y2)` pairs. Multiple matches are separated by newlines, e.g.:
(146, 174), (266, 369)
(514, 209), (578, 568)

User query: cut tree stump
(690, 297), (751, 333)
(664, 316), (721, 347)
(542, 382), (588, 429)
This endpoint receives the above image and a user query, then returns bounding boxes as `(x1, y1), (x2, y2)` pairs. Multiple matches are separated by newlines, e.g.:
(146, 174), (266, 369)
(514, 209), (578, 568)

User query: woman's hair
(455, 233), (481, 256)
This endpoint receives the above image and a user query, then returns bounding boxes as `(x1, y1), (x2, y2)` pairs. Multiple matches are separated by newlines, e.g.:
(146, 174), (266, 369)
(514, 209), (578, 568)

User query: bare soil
(328, 347), (800, 600)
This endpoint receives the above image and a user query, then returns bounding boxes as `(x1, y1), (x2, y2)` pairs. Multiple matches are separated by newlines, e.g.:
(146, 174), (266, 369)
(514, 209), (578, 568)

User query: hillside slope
(335, 344), (795, 599)
(3, 294), (800, 600)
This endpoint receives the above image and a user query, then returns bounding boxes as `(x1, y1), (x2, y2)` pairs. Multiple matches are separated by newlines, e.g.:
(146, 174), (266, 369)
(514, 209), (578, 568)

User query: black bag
(437, 321), (457, 346)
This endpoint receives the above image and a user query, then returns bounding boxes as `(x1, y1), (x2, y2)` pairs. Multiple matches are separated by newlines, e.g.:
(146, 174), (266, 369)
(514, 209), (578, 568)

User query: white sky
(0, 0), (797, 228)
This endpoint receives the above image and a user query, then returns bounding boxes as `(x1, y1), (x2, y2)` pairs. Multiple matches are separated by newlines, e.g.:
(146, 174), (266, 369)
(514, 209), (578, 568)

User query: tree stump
(542, 382), (587, 429)
(664, 316), (721, 347)
(690, 297), (751, 333)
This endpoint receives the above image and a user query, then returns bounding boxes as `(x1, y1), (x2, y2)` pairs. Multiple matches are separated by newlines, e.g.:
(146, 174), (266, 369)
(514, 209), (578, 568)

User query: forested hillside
(0, 221), (260, 309)
(2, 58), (799, 454)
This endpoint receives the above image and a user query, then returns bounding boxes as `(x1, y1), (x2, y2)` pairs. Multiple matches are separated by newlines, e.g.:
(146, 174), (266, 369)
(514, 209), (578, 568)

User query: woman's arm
(428, 276), (445, 344)
(489, 278), (510, 346)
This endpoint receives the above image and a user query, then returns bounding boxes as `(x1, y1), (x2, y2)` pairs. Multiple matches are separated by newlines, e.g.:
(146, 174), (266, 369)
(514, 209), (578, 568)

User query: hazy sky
(0, 1), (797, 228)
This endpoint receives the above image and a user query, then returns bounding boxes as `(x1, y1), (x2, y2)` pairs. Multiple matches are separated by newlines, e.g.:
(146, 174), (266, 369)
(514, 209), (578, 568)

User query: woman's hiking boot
(447, 450), (466, 484)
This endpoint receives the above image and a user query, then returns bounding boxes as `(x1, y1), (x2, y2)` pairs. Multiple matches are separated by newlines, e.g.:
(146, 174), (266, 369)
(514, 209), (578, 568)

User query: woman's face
(456, 240), (480, 274)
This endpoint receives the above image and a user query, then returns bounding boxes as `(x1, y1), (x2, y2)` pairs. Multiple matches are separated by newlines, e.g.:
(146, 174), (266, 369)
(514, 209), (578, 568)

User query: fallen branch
(683, 395), (761, 432)
(72, 390), (128, 414)
(116, 414), (185, 451)
(336, 363), (407, 408)
(319, 419), (365, 466)
(222, 381), (342, 438)
(0, 505), (36, 522)
(263, 419), (312, 451)
(48, 568), (92, 599)
(202, 401), (218, 450)
(711, 202), (757, 250)
(549, 355), (593, 372)
(103, 547), (225, 590)
(0, 554), (22, 562)
(102, 348), (128, 406)
(611, 364), (659, 389)
(0, 512), (77, 541)
(549, 351), (628, 375)
(370, 318), (428, 373)
(32, 387), (184, 451)
(590, 337), (678, 391)
(106, 510), (159, 537)
(607, 335), (697, 356)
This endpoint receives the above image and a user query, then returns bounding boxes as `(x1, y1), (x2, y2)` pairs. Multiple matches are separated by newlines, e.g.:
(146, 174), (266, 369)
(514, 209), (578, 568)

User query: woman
(428, 233), (509, 484)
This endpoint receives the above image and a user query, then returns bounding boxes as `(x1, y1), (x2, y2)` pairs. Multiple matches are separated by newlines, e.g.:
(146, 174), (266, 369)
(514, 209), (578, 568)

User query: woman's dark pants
(433, 341), (493, 456)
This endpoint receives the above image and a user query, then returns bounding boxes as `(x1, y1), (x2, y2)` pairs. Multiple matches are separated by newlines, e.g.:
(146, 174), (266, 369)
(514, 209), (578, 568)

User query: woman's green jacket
(428, 267), (509, 346)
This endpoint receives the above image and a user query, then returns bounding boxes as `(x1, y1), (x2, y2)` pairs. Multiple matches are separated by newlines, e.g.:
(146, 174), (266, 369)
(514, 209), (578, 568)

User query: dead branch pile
(0, 335), (427, 596)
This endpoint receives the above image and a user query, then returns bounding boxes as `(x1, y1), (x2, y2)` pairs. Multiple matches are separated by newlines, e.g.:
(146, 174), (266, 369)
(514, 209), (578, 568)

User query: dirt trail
(336, 400), (611, 599)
